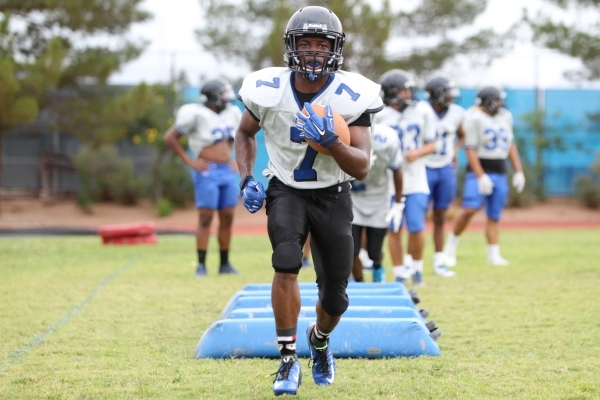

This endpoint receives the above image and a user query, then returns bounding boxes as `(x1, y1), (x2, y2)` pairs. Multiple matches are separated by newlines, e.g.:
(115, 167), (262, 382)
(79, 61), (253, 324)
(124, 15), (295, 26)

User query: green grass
(0, 230), (599, 399)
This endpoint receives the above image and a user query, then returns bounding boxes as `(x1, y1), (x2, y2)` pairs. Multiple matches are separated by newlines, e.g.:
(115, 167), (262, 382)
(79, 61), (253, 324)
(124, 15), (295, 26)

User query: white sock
(393, 265), (405, 277)
(413, 259), (423, 273)
(404, 254), (413, 268)
(445, 233), (460, 251)
(433, 252), (445, 268)
(358, 248), (373, 267)
(488, 244), (500, 260)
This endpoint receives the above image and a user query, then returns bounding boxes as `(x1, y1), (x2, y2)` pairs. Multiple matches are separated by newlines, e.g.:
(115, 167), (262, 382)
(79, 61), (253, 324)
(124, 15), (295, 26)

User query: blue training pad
(195, 317), (440, 359)
(226, 305), (425, 322)
(242, 282), (411, 297)
(221, 295), (417, 319)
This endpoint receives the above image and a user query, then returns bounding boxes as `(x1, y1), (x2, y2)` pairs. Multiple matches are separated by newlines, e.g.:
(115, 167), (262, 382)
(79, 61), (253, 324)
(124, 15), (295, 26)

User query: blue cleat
(218, 262), (241, 275)
(372, 265), (385, 282)
(306, 324), (336, 386)
(272, 356), (302, 396)
(412, 270), (425, 287)
(395, 265), (412, 285)
(195, 263), (207, 278)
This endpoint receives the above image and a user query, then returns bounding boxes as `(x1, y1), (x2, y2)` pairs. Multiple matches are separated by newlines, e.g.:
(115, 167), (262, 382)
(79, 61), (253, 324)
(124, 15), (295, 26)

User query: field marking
(0, 258), (138, 374)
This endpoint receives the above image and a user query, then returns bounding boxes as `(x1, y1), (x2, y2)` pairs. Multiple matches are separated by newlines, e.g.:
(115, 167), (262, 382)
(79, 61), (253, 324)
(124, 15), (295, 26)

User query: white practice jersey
(238, 67), (383, 189)
(463, 107), (514, 160)
(424, 103), (466, 169)
(374, 101), (436, 195)
(352, 124), (403, 228)
(174, 103), (241, 158)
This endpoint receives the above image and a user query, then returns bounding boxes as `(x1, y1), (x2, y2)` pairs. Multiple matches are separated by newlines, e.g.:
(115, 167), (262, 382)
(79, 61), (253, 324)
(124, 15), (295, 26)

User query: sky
(108, 0), (599, 89)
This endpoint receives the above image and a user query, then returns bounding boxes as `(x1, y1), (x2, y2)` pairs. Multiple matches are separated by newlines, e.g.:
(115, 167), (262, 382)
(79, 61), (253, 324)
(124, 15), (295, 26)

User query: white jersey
(352, 124), (403, 228)
(174, 103), (241, 158)
(374, 101), (436, 195)
(238, 67), (383, 189)
(463, 107), (513, 160)
(424, 103), (466, 169)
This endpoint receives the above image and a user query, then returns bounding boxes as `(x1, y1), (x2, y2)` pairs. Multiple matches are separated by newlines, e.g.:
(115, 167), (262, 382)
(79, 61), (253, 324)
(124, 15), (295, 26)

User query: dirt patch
(0, 197), (598, 235)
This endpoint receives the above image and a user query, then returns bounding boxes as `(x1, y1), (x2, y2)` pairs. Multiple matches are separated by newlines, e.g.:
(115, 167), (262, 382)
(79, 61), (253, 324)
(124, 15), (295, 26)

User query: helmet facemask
(425, 77), (460, 110)
(380, 70), (416, 107)
(284, 32), (344, 81)
(476, 87), (506, 116)
(201, 80), (235, 113)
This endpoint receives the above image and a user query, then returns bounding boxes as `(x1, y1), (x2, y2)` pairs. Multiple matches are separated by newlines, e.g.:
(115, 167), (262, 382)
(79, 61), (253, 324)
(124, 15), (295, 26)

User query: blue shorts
(192, 162), (238, 210)
(389, 193), (429, 234)
(426, 165), (456, 210)
(462, 172), (508, 221)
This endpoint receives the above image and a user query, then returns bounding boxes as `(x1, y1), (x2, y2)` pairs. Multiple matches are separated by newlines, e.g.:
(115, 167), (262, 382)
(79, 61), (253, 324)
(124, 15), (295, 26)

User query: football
(301, 104), (351, 155)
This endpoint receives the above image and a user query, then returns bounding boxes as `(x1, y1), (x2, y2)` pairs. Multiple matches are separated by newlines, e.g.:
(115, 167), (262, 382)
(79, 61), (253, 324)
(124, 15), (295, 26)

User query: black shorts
(265, 177), (354, 315)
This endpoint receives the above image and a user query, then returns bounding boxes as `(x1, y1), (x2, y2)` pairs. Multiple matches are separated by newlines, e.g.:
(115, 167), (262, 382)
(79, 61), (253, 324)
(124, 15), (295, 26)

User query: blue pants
(426, 165), (456, 210)
(192, 162), (238, 210)
(389, 193), (429, 234)
(462, 172), (508, 221)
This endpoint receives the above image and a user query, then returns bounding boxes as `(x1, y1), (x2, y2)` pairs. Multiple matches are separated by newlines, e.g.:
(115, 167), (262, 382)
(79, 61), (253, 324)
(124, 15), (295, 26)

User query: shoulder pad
(328, 71), (383, 122)
(372, 123), (399, 150)
(238, 68), (291, 110)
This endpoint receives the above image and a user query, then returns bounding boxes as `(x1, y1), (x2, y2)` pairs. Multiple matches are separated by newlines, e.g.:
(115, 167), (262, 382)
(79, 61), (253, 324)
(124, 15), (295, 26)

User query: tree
(528, 0), (600, 81)
(0, 1), (151, 143)
(0, 1), (152, 208)
(195, 0), (514, 82)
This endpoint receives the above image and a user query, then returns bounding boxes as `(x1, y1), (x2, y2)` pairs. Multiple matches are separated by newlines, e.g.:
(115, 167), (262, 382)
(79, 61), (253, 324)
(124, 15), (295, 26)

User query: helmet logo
(303, 23), (327, 31)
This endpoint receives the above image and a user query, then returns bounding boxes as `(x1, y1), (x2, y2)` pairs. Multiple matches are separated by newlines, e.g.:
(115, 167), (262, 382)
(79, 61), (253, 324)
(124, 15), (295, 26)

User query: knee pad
(272, 242), (302, 271)
(321, 292), (349, 317)
(320, 282), (349, 317)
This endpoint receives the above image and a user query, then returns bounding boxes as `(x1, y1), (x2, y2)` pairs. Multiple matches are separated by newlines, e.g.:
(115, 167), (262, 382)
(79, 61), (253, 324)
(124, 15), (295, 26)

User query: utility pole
(534, 51), (545, 200)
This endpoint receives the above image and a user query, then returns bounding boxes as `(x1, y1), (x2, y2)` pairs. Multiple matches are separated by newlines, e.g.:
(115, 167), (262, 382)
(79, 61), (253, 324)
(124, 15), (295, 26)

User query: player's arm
(235, 109), (261, 178)
(392, 167), (403, 200)
(507, 143), (522, 173)
(465, 147), (485, 177)
(455, 126), (465, 154)
(164, 127), (192, 164)
(329, 125), (371, 180)
(165, 127), (210, 172)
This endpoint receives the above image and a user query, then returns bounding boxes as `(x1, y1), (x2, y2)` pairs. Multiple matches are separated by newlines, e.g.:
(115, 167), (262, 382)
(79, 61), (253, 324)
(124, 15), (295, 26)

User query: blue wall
(182, 86), (600, 195)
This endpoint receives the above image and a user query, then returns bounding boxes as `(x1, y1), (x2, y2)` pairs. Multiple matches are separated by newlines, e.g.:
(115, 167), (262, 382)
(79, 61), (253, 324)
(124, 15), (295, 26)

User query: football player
(444, 86), (525, 266)
(375, 69), (436, 287)
(235, 6), (383, 396)
(164, 78), (241, 277)
(423, 75), (465, 277)
(350, 124), (403, 283)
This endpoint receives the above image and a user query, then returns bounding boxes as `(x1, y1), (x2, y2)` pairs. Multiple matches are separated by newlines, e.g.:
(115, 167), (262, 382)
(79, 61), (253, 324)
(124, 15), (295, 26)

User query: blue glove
(239, 175), (266, 214)
(295, 103), (338, 148)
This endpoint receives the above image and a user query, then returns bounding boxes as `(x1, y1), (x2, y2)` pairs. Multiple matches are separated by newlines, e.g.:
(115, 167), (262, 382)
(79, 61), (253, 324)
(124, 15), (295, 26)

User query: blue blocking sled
(195, 317), (440, 359)
(196, 281), (440, 359)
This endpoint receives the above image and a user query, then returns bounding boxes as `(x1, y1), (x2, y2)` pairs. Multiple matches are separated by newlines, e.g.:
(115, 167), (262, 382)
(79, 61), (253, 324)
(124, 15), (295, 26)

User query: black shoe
(219, 262), (240, 275)
(195, 263), (207, 278)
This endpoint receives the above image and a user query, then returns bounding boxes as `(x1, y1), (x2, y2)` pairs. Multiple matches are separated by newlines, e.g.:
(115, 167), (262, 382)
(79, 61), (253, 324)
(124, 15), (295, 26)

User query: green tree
(528, 0), (600, 81)
(0, 1), (152, 209)
(0, 1), (151, 144)
(195, 0), (513, 81)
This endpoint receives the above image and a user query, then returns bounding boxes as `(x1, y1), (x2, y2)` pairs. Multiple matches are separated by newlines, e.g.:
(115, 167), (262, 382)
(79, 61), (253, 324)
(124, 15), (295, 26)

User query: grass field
(1, 230), (599, 399)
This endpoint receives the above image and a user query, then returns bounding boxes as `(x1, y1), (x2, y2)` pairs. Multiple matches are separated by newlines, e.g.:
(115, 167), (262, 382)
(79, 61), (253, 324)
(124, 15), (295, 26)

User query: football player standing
(444, 86), (525, 266)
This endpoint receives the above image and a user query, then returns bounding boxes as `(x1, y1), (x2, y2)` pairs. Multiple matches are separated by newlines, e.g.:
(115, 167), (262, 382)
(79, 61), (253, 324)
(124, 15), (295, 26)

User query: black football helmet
(283, 6), (345, 81)
(476, 86), (506, 115)
(380, 69), (415, 106)
(380, 69), (416, 106)
(200, 78), (235, 113)
(424, 76), (460, 109)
